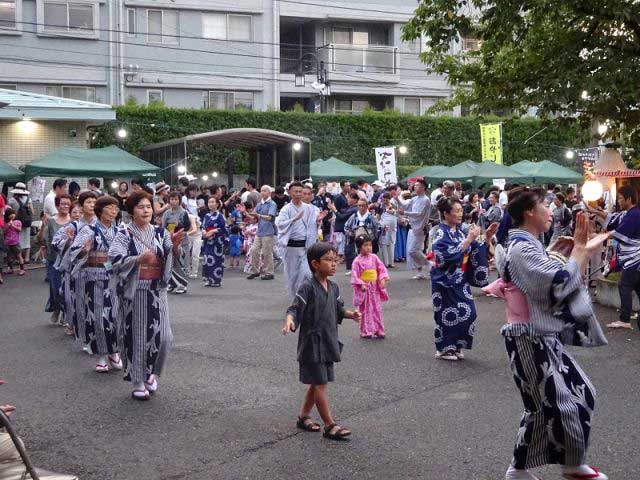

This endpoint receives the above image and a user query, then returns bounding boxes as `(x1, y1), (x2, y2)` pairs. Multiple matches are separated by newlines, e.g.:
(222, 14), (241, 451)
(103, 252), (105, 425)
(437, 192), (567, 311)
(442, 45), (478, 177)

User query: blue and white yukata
(502, 229), (607, 470)
(201, 211), (228, 286)
(430, 223), (489, 353)
(108, 223), (173, 386)
(68, 222), (120, 356)
(52, 217), (96, 338)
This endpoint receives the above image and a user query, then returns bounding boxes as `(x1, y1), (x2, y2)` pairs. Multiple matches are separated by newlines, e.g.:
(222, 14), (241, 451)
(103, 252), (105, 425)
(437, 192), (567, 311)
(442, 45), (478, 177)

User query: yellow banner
(480, 123), (503, 164)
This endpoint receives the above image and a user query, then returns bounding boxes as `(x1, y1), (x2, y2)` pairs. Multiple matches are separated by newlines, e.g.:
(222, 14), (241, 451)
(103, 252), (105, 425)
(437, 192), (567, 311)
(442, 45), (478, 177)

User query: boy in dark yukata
(282, 242), (361, 441)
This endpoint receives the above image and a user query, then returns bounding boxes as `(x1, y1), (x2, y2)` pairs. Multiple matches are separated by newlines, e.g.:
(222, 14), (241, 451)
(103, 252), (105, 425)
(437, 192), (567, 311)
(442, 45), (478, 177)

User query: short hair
(4, 209), (15, 222)
(274, 186), (285, 195)
(565, 187), (575, 195)
(387, 184), (398, 191)
(186, 183), (198, 193)
(355, 233), (372, 250)
(547, 183), (556, 191)
(437, 196), (462, 216)
(94, 195), (119, 217)
(468, 192), (479, 202)
(348, 192), (360, 201)
(506, 187), (546, 226)
(54, 193), (73, 207)
(245, 177), (257, 189)
(307, 241), (337, 272)
(414, 178), (427, 189)
(618, 185), (637, 204)
(88, 178), (100, 188)
(125, 191), (153, 215)
(178, 177), (190, 188)
(78, 191), (97, 206)
(340, 180), (350, 188)
(555, 192), (566, 203)
(302, 184), (313, 191)
(53, 178), (67, 190)
(243, 201), (253, 210)
(356, 179), (366, 187)
(130, 179), (142, 186)
(168, 190), (181, 200)
(489, 191), (499, 199)
(141, 185), (154, 195)
(288, 181), (304, 190)
(382, 192), (391, 200)
(68, 181), (81, 196)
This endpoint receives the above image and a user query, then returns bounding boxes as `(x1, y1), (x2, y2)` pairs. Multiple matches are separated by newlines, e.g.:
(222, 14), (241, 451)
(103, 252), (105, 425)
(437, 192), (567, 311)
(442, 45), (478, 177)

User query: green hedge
(94, 106), (591, 175)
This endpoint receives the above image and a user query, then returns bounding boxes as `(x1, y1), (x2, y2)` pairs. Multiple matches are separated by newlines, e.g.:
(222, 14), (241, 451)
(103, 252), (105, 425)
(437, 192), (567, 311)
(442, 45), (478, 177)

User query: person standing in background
(43, 179), (67, 217)
(398, 179), (431, 280)
(246, 185), (277, 280)
(8, 183), (33, 265)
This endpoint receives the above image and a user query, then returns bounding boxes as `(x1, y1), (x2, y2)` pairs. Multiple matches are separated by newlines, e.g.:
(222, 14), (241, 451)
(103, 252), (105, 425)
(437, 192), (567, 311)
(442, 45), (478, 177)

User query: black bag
(16, 200), (32, 228)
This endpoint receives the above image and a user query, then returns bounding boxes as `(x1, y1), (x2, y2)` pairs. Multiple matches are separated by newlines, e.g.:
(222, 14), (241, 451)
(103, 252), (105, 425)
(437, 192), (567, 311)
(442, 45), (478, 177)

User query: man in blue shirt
(247, 185), (278, 280)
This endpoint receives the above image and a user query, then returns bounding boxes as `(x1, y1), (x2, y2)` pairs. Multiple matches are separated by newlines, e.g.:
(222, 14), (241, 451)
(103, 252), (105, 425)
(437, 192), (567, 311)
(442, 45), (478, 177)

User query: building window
(334, 99), (372, 114)
(43, 1), (94, 34)
(46, 85), (96, 102)
(404, 97), (420, 116)
(462, 36), (481, 52)
(202, 13), (251, 41)
(205, 91), (253, 111)
(147, 89), (163, 105)
(0, 0), (17, 30)
(0, 83), (17, 90)
(147, 9), (178, 44)
(127, 8), (135, 36)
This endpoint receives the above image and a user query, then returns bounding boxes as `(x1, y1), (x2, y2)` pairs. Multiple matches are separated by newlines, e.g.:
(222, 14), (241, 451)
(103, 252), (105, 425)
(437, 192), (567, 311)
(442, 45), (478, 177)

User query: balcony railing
(280, 47), (319, 74)
(320, 44), (397, 74)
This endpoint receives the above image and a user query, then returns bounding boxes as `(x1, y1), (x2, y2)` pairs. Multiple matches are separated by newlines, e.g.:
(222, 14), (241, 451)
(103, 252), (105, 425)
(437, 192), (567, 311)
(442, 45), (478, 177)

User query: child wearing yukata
(202, 197), (228, 287)
(242, 216), (258, 274)
(227, 225), (243, 269)
(351, 234), (389, 338)
(282, 242), (361, 441)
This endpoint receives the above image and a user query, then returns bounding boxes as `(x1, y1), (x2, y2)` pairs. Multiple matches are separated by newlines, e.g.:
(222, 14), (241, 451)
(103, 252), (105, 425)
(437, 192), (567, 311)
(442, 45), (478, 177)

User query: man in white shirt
(399, 178), (432, 279)
(499, 183), (511, 208)
(43, 178), (67, 217)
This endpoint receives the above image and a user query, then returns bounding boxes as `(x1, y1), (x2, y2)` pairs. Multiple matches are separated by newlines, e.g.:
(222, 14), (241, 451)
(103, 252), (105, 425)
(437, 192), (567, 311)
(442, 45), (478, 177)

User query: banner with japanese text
(480, 123), (503, 164)
(374, 147), (398, 185)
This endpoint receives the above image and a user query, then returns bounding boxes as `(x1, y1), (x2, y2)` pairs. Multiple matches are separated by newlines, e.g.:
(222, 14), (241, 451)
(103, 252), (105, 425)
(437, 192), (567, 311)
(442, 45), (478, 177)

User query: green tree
(402, 1), (640, 147)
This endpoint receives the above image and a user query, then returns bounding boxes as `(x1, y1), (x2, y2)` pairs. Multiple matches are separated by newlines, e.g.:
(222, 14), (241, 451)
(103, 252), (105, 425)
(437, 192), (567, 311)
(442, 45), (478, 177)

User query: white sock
(133, 381), (145, 391)
(561, 465), (596, 475)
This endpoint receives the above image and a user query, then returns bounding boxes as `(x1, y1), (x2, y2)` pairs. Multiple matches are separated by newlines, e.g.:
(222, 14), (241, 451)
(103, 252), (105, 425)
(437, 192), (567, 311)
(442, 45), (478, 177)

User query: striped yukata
(52, 217), (96, 337)
(108, 223), (173, 385)
(68, 222), (120, 356)
(503, 229), (604, 470)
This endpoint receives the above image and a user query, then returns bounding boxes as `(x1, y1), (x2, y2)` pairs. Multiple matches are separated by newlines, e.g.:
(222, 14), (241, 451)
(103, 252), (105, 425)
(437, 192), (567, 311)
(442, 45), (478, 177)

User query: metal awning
(142, 128), (310, 151)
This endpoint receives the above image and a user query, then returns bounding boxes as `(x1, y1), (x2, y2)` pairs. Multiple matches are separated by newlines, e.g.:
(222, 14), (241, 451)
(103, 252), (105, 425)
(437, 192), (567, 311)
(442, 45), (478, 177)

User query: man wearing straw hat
(8, 183), (33, 264)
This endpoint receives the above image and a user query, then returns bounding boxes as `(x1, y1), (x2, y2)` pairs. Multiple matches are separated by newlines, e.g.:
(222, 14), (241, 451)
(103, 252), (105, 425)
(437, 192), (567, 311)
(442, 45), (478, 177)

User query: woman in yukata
(108, 191), (184, 401)
(430, 196), (498, 361)
(201, 196), (228, 287)
(498, 186), (609, 480)
(351, 234), (389, 338)
(68, 196), (122, 373)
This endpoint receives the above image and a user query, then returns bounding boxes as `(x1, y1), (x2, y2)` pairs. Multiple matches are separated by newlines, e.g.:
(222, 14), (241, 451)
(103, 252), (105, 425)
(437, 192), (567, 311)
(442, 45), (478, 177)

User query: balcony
(320, 44), (398, 74)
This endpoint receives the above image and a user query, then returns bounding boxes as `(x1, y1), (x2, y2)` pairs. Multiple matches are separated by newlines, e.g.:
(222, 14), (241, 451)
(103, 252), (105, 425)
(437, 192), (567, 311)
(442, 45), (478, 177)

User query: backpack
(16, 198), (32, 228)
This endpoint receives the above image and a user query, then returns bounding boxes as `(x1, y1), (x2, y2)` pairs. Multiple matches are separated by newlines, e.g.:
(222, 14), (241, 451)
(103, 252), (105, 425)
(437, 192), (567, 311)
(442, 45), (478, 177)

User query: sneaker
(261, 274), (274, 280)
(435, 350), (458, 361)
(561, 465), (608, 480)
(606, 320), (633, 329)
(247, 273), (260, 280)
(505, 465), (543, 479)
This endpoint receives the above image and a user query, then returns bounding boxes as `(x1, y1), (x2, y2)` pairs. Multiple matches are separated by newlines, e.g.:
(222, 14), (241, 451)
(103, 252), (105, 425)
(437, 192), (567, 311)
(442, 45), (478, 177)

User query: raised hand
(485, 222), (499, 242)
(171, 228), (186, 249)
(467, 225), (481, 241)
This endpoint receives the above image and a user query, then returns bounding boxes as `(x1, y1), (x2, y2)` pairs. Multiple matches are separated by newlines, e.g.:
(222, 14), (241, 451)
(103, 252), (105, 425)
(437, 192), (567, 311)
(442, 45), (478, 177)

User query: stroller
(0, 410), (78, 480)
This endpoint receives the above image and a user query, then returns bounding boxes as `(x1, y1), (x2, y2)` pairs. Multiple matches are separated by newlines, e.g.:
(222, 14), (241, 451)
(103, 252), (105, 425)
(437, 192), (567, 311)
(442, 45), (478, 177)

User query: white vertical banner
(374, 146), (398, 185)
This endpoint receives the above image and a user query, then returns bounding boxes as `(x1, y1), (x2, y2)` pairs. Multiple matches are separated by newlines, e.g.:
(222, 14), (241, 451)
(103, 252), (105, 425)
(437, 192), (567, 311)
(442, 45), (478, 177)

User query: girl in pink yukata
(351, 234), (389, 338)
(242, 216), (259, 273)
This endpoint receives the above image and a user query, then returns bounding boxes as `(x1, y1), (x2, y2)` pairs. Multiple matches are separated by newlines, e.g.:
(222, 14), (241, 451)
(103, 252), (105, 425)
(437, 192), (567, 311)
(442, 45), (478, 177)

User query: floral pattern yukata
(201, 211), (228, 285)
(68, 222), (120, 355)
(108, 223), (174, 385)
(430, 223), (489, 353)
(351, 253), (389, 337)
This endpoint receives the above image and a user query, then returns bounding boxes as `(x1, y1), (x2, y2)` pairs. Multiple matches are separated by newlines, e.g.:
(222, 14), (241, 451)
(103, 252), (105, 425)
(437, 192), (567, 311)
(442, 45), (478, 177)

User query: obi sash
(139, 254), (162, 280)
(360, 268), (377, 283)
(86, 251), (108, 267)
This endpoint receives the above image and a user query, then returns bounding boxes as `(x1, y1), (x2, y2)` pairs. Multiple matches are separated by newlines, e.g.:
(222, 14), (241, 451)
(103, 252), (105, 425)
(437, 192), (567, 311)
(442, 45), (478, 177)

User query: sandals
(144, 375), (158, 394)
(296, 416), (321, 432)
(95, 363), (109, 373)
(108, 354), (123, 370)
(323, 423), (351, 441)
(131, 388), (150, 401)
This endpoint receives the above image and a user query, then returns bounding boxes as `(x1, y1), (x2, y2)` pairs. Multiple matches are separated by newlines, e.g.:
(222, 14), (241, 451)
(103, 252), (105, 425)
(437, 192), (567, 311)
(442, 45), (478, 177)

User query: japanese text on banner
(374, 147), (398, 185)
(480, 123), (503, 164)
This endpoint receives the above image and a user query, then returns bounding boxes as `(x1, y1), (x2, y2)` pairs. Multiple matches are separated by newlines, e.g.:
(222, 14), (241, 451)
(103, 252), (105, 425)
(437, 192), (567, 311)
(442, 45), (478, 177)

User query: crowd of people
(1, 172), (622, 480)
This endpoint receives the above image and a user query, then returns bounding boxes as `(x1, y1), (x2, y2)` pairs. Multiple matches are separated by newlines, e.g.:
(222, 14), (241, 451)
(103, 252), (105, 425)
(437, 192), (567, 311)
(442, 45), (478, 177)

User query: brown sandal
(323, 423), (351, 440)
(296, 416), (320, 432)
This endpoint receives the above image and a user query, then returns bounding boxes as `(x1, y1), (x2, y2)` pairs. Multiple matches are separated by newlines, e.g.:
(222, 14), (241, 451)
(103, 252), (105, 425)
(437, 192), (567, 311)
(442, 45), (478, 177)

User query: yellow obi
(360, 269), (377, 283)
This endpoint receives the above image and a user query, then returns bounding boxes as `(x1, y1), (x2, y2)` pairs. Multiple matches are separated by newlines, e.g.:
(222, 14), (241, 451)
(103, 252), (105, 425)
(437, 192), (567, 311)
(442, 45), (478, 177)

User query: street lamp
(398, 145), (408, 155)
(212, 171), (218, 178)
(294, 52), (330, 113)
(202, 175), (209, 181)
(293, 142), (301, 151)
(565, 150), (575, 160)
(117, 128), (127, 139)
(177, 165), (187, 174)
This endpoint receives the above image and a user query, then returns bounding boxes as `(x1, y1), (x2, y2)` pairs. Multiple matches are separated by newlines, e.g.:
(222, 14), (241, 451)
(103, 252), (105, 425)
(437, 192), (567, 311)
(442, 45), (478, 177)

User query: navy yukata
(201, 211), (228, 285)
(430, 223), (490, 353)
(286, 277), (347, 385)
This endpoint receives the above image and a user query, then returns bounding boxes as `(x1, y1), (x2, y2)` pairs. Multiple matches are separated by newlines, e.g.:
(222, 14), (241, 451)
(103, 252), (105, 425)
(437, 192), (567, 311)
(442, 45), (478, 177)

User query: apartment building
(0, 0), (465, 115)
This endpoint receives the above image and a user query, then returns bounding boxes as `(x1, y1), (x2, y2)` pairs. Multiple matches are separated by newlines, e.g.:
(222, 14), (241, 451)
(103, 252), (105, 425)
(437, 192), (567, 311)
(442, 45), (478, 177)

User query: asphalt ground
(0, 264), (638, 480)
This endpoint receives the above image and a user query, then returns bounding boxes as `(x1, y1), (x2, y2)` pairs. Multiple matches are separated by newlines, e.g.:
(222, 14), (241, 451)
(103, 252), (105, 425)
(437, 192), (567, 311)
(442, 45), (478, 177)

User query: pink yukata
(351, 253), (389, 338)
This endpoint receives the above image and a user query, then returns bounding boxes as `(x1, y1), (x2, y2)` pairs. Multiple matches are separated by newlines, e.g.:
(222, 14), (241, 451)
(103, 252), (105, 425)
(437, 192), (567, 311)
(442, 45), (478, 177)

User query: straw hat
(10, 182), (29, 195)
(154, 181), (170, 194)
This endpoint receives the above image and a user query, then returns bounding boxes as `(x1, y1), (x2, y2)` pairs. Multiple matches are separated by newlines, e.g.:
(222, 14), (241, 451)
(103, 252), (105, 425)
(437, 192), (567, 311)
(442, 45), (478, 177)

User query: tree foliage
(94, 106), (589, 175)
(402, 0), (640, 148)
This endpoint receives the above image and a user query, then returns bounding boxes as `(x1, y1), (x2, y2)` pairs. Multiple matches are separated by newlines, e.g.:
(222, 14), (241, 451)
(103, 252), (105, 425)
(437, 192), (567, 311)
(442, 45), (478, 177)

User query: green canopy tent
(0, 160), (24, 182)
(310, 158), (324, 168)
(310, 156), (377, 182)
(404, 165), (449, 182)
(429, 160), (531, 188)
(24, 146), (160, 179)
(510, 160), (583, 185)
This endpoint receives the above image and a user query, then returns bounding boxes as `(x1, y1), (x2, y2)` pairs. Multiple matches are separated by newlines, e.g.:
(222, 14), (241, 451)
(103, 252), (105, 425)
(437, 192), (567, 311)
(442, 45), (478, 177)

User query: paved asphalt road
(0, 265), (638, 480)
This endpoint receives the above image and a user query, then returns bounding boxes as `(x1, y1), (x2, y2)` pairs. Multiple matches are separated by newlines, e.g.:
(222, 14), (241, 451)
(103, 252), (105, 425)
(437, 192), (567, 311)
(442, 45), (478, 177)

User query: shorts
(5, 244), (21, 261)
(299, 362), (335, 385)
